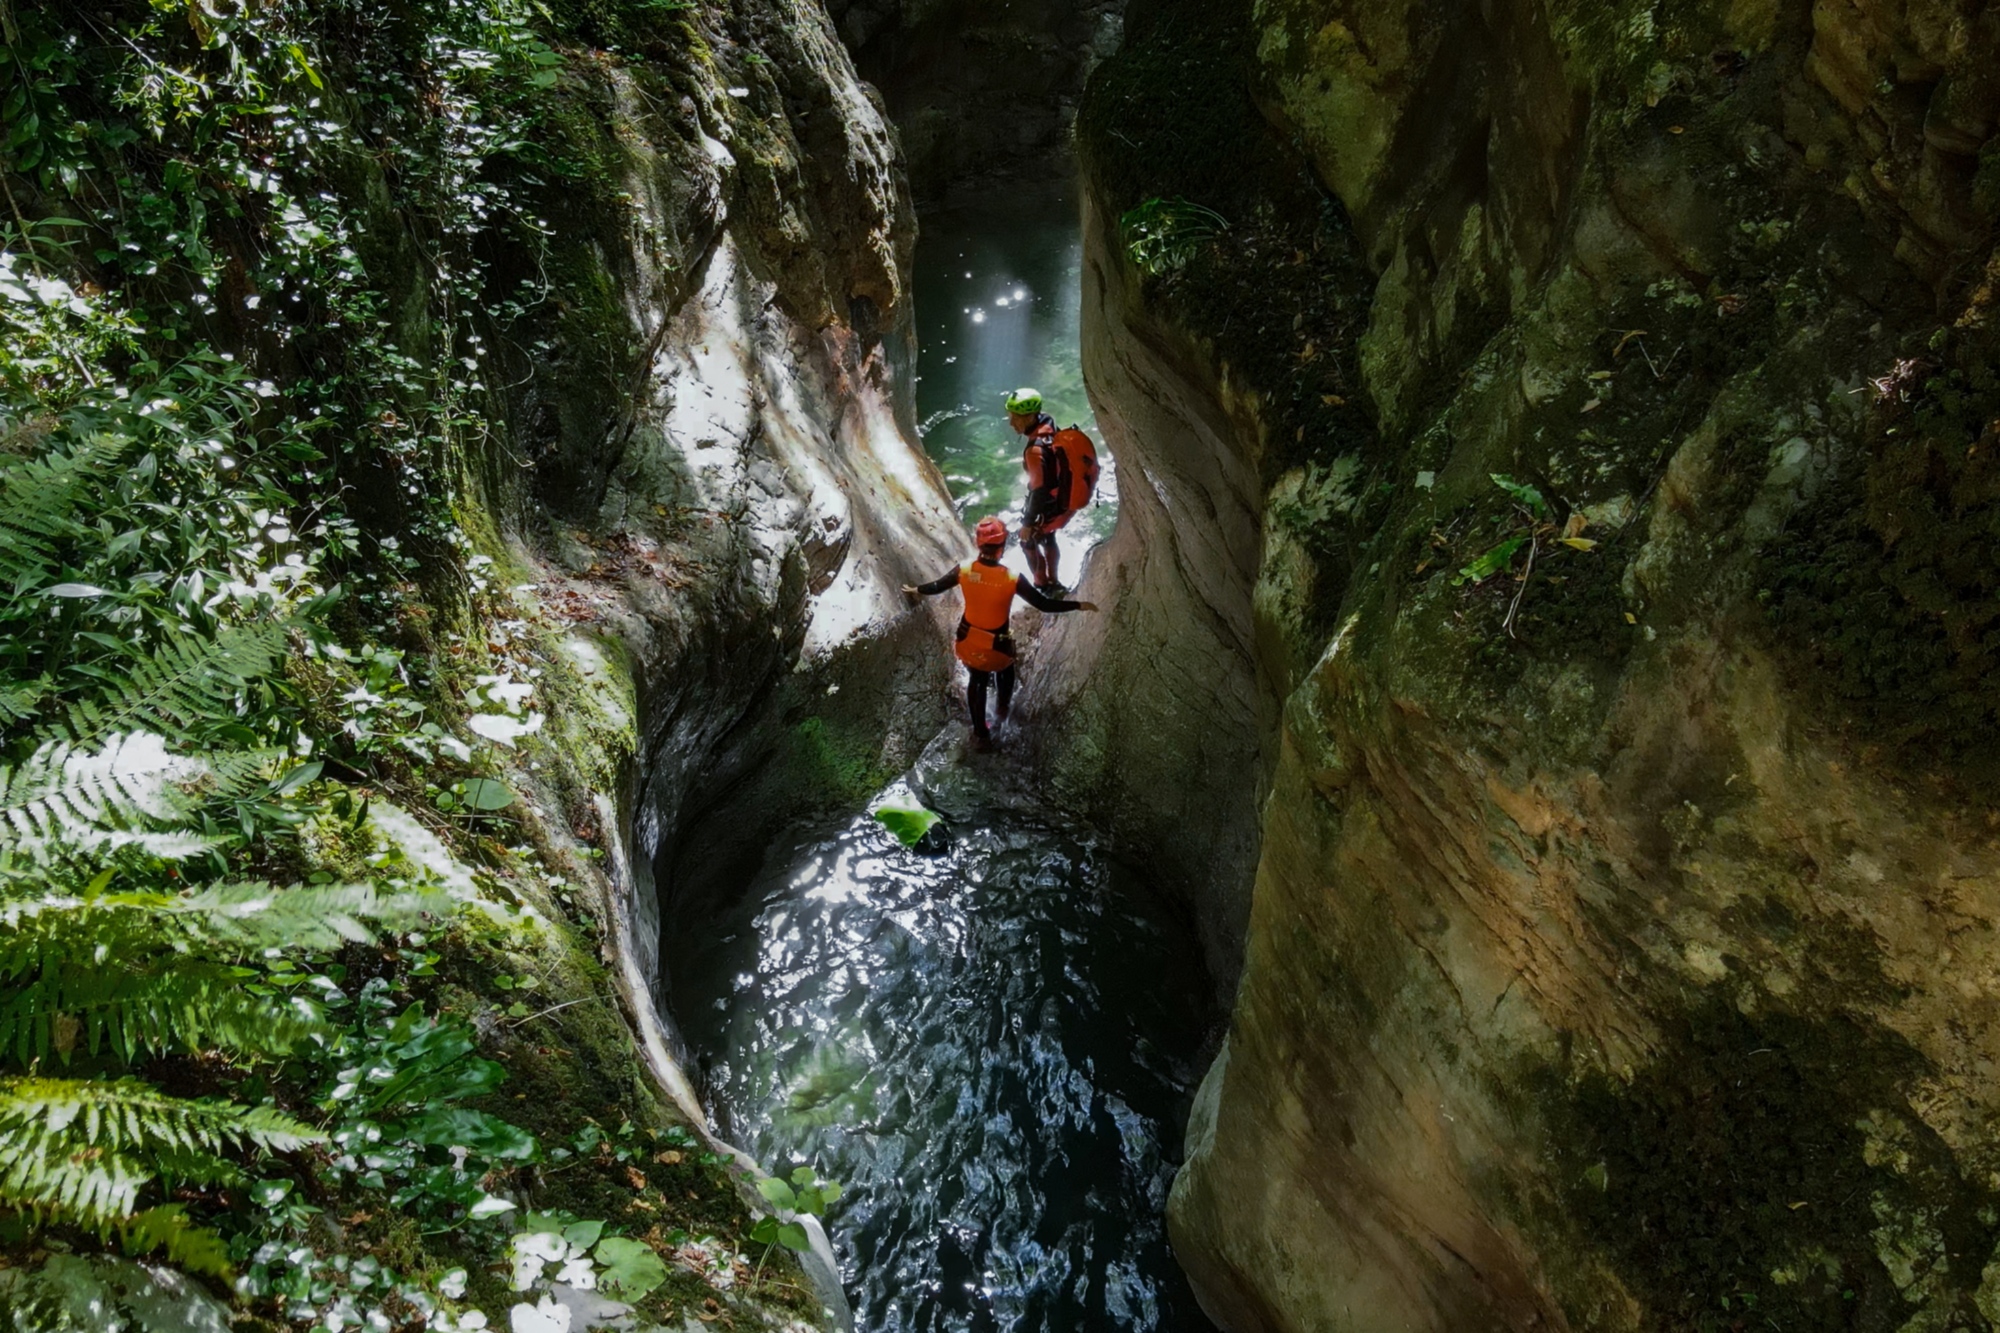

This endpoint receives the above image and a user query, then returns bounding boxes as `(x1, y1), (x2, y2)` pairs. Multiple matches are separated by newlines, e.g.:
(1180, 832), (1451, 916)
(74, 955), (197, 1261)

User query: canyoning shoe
(1036, 580), (1068, 598)
(969, 729), (995, 753)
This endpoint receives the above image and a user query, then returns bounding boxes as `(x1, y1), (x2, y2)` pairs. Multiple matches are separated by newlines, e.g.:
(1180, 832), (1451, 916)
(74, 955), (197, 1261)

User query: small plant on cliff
(1120, 197), (1229, 276)
(1453, 474), (1599, 638)
(750, 1164), (842, 1275)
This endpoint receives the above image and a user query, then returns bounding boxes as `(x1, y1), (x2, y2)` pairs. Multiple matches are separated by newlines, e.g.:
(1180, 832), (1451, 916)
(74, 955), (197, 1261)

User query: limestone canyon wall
(821, 0), (1125, 202)
(1066, 0), (2000, 1327)
(425, 0), (966, 1177)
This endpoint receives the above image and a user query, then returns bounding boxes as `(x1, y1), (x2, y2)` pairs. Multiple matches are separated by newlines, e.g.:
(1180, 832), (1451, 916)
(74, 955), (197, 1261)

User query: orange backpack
(1047, 427), (1100, 514)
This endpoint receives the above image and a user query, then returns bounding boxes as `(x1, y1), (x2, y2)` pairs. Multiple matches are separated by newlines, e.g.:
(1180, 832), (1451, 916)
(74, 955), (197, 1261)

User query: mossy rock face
(1759, 288), (2000, 794)
(1544, 996), (2000, 1333)
(1077, 0), (2000, 1327)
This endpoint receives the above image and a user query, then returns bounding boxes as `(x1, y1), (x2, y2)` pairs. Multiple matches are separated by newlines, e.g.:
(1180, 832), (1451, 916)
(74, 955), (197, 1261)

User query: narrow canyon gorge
(2, 0), (1997, 1330)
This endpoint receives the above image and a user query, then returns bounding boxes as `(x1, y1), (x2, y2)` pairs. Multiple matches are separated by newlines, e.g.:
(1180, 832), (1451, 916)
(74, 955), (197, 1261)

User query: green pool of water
(913, 183), (1118, 581)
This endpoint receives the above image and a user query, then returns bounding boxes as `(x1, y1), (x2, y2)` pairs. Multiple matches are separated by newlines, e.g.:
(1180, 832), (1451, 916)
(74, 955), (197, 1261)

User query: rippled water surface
(669, 812), (1216, 1332)
(913, 183), (1118, 570)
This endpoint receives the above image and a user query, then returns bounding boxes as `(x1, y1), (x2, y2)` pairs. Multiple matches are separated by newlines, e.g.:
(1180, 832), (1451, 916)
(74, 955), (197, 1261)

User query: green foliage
(0, 1076), (320, 1228)
(509, 1217), (671, 1308)
(1489, 473), (1549, 518)
(0, 0), (754, 1321)
(0, 879), (433, 1064)
(872, 801), (939, 847)
(593, 1235), (671, 1299)
(60, 624), (288, 747)
(1456, 535), (1527, 585)
(749, 1164), (841, 1254)
(1119, 197), (1229, 276)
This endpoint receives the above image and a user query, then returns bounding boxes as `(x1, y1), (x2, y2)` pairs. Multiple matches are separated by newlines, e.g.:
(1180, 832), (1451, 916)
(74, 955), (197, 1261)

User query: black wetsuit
(1018, 413), (1066, 588)
(913, 560), (1083, 738)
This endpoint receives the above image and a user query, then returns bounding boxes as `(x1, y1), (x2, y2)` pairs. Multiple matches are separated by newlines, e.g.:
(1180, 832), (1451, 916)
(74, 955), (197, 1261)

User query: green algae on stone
(1543, 995), (2000, 1332)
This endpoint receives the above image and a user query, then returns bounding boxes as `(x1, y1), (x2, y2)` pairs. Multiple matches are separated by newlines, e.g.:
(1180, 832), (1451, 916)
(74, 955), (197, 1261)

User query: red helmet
(974, 516), (1007, 548)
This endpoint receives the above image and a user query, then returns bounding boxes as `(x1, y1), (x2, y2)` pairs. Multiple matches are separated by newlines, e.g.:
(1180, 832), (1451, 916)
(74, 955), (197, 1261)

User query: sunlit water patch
(913, 184), (1118, 581)
(668, 813), (1215, 1332)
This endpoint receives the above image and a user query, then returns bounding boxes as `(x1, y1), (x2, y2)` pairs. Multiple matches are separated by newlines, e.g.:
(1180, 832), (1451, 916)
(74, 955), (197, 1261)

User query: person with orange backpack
(1005, 388), (1100, 595)
(903, 516), (1097, 750)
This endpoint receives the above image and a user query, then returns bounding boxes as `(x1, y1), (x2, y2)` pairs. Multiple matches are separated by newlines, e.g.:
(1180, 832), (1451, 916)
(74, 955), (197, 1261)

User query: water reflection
(914, 183), (1118, 583)
(670, 815), (1215, 1332)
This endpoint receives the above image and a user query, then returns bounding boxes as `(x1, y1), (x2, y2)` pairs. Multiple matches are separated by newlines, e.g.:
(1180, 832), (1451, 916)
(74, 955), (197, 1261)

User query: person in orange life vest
(902, 515), (1097, 750)
(1005, 387), (1099, 596)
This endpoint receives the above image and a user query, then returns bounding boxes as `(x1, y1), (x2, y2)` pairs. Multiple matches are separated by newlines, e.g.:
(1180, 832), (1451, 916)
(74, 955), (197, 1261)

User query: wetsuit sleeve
(913, 567), (962, 596)
(1014, 575), (1081, 612)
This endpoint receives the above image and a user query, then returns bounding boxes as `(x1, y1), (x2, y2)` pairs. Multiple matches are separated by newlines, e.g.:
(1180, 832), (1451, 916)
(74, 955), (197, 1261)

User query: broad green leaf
(873, 803), (938, 847)
(777, 1222), (810, 1251)
(468, 1194), (516, 1219)
(270, 760), (323, 795)
(757, 1176), (797, 1211)
(285, 43), (324, 89)
(592, 1237), (667, 1301)
(460, 777), (514, 810)
(563, 1219), (604, 1250)
(1456, 536), (1526, 585)
(401, 1106), (538, 1160)
(1489, 473), (1548, 516)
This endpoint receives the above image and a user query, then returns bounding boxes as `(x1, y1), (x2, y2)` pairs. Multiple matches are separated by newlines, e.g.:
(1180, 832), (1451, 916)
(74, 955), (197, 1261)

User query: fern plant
(0, 745), (436, 1268)
(0, 877), (432, 1065)
(60, 623), (288, 746)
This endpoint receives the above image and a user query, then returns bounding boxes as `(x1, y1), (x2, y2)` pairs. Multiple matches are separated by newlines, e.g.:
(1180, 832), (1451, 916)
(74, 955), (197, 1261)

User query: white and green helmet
(1005, 387), (1043, 415)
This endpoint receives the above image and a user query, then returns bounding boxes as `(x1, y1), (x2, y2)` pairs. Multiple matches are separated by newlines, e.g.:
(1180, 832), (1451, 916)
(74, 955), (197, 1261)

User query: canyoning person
(1006, 387), (1100, 595)
(903, 515), (1097, 750)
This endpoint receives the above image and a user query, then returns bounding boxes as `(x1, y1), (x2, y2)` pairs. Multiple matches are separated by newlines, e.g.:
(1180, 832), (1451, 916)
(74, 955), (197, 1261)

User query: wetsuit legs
(966, 666), (1017, 743)
(967, 669), (993, 741)
(1021, 537), (1049, 587)
(1022, 531), (1060, 589)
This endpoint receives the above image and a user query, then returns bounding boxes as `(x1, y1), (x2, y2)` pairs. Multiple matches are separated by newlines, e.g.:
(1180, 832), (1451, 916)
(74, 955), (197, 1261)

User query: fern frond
(0, 732), (278, 863)
(0, 881), (436, 1064)
(0, 441), (108, 597)
(0, 1123), (153, 1226)
(118, 1204), (233, 1277)
(0, 675), (49, 727)
(0, 1076), (320, 1155)
(0, 952), (322, 1065)
(0, 732), (212, 860)
(0, 881), (442, 950)
(63, 622), (287, 745)
(0, 1076), (322, 1228)
(171, 880), (443, 949)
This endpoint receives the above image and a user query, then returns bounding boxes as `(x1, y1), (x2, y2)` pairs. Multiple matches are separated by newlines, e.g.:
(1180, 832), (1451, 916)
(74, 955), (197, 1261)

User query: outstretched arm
(902, 567), (962, 597)
(1014, 576), (1096, 613)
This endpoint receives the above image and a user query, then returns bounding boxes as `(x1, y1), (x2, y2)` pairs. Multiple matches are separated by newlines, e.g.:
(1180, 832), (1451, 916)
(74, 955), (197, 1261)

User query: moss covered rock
(1060, 0), (2000, 1327)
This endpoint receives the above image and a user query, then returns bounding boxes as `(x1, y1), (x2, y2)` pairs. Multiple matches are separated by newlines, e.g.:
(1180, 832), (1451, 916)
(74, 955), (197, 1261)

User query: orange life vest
(954, 559), (1017, 671)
